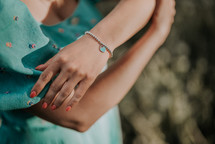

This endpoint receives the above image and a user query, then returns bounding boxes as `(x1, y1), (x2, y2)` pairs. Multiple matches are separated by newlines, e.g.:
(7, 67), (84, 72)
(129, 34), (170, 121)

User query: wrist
(89, 27), (117, 52)
(84, 31), (113, 59)
(148, 24), (170, 45)
(150, 23), (170, 39)
(76, 34), (110, 60)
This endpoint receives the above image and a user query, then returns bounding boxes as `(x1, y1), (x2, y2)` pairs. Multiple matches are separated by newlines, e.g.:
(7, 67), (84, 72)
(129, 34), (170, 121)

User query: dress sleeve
(0, 0), (59, 110)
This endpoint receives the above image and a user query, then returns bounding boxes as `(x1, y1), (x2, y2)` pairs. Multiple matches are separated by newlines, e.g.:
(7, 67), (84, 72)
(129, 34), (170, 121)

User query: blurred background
(97, 0), (215, 144)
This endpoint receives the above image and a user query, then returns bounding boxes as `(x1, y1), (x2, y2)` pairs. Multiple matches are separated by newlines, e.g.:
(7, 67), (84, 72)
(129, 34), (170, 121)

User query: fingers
(35, 56), (55, 70)
(32, 51), (98, 111)
(41, 71), (68, 109)
(35, 64), (48, 71)
(30, 63), (60, 98)
(171, 0), (176, 23)
(66, 79), (92, 112)
(50, 80), (75, 110)
(48, 71), (85, 110)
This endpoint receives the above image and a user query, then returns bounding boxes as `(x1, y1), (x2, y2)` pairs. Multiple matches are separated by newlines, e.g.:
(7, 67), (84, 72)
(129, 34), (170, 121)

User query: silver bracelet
(85, 31), (113, 58)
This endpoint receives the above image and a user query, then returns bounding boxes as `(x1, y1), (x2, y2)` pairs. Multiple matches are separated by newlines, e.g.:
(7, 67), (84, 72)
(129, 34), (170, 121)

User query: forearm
(91, 0), (156, 50)
(77, 25), (163, 128)
(26, 25), (163, 132)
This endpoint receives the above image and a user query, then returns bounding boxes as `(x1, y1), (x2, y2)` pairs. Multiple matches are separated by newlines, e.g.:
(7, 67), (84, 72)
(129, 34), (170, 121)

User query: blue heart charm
(100, 46), (106, 53)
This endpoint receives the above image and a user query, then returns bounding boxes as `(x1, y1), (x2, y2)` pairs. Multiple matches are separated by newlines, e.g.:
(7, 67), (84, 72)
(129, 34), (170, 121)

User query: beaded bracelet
(84, 31), (113, 58)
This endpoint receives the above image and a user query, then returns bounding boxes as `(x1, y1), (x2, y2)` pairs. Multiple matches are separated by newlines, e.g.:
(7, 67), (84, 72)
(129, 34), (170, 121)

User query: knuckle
(174, 10), (176, 15)
(67, 67), (74, 73)
(77, 71), (85, 77)
(40, 73), (51, 82)
(75, 93), (82, 99)
(72, 98), (80, 104)
(54, 98), (64, 107)
(50, 84), (59, 92)
(86, 74), (94, 81)
(67, 65), (78, 73)
(61, 91), (71, 97)
(58, 56), (67, 64)
(43, 95), (53, 104)
(67, 100), (73, 106)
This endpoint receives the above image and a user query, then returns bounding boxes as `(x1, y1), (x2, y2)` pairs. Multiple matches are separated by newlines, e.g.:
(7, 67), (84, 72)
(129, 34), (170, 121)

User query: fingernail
(35, 64), (43, 69)
(30, 91), (37, 98)
(51, 105), (56, 110)
(66, 106), (72, 112)
(42, 102), (48, 109)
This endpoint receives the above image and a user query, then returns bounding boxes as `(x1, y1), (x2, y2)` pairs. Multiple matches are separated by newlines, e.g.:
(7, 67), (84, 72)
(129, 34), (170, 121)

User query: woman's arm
(90, 0), (156, 50)
(26, 25), (162, 132)
(25, 0), (176, 132)
(31, 0), (156, 110)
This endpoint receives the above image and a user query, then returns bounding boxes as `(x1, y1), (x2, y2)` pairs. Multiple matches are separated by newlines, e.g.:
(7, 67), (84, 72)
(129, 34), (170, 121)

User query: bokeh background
(97, 0), (215, 144)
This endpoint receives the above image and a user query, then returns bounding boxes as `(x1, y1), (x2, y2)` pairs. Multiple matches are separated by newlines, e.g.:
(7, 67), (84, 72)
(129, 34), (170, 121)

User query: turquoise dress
(0, 0), (123, 143)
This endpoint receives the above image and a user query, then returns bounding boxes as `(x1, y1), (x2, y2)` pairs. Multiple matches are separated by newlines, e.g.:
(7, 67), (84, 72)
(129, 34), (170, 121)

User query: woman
(0, 0), (175, 143)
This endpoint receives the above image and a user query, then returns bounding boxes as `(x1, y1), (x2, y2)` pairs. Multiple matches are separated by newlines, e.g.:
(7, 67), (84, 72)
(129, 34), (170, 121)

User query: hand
(30, 34), (109, 111)
(151, 0), (176, 41)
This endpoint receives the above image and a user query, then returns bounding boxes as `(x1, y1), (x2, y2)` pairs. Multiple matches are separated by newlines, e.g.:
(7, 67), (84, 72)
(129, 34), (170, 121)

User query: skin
(24, 0), (176, 132)
(21, 0), (157, 111)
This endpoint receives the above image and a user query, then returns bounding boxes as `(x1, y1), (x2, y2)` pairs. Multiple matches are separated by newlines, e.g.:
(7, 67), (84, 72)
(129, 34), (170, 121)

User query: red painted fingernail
(51, 105), (56, 110)
(42, 102), (48, 109)
(35, 64), (43, 69)
(66, 106), (72, 112)
(30, 91), (37, 98)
